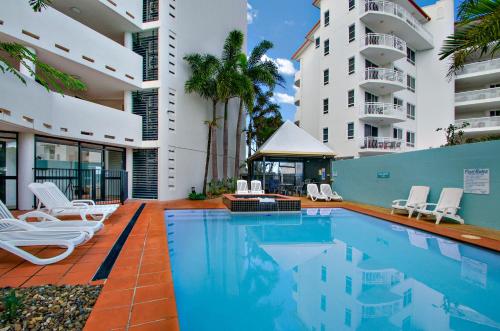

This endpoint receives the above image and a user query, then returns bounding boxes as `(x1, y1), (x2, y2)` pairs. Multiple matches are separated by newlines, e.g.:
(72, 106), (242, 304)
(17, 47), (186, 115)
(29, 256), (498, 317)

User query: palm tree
(439, 0), (500, 76)
(233, 41), (284, 177)
(184, 53), (221, 195)
(218, 30), (244, 179)
(0, 0), (85, 93)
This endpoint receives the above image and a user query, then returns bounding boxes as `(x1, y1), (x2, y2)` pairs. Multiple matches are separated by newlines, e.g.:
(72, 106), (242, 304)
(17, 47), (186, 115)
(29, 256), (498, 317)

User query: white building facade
(0, 0), (246, 209)
(292, 0), (455, 158)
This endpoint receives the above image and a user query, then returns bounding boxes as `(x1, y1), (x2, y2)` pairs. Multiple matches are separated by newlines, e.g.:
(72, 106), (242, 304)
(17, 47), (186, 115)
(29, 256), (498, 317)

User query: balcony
(360, 33), (406, 65)
(359, 103), (406, 125)
(294, 71), (301, 87)
(0, 0), (142, 89)
(360, 0), (433, 50)
(0, 71), (142, 148)
(360, 68), (405, 95)
(359, 137), (405, 155)
(455, 116), (500, 137)
(455, 87), (500, 111)
(294, 91), (301, 106)
(456, 58), (500, 90)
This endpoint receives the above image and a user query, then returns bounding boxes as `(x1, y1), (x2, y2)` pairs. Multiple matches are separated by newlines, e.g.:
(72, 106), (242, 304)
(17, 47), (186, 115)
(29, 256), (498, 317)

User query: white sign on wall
(464, 169), (490, 194)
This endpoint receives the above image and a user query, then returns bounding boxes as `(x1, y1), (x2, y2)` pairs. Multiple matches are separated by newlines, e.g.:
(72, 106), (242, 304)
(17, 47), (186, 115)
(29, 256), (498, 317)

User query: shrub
(188, 192), (206, 200)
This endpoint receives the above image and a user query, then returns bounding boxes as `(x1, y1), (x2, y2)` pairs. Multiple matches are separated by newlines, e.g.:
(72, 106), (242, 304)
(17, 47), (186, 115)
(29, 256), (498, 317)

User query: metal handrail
(363, 102), (404, 116)
(364, 68), (404, 83)
(360, 137), (404, 150)
(362, 33), (406, 52)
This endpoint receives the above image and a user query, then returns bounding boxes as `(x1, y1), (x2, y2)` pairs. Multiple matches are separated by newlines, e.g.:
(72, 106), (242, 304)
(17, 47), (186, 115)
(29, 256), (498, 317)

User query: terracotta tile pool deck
(0, 197), (499, 330)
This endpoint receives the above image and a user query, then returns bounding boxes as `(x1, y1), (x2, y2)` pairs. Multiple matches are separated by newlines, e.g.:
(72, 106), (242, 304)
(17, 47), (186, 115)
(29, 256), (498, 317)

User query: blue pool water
(165, 208), (500, 331)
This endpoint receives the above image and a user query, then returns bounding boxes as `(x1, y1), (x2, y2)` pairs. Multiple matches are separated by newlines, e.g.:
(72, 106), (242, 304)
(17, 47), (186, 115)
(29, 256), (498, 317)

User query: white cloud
(247, 3), (258, 24)
(272, 92), (295, 105)
(261, 55), (297, 76)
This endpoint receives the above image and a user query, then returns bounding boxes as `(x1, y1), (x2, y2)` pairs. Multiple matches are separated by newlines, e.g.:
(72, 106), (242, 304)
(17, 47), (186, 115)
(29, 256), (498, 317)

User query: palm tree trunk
(247, 122), (252, 159)
(234, 99), (244, 178)
(211, 100), (218, 180)
(222, 99), (229, 178)
(203, 124), (212, 196)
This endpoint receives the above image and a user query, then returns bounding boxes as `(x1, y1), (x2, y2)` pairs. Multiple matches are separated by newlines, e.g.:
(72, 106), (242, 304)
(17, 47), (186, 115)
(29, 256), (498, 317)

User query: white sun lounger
(0, 219), (89, 265)
(44, 182), (119, 211)
(0, 200), (102, 236)
(250, 180), (265, 194)
(320, 184), (343, 202)
(307, 184), (329, 201)
(29, 183), (116, 222)
(407, 229), (433, 249)
(416, 188), (465, 225)
(236, 180), (249, 194)
(391, 186), (430, 217)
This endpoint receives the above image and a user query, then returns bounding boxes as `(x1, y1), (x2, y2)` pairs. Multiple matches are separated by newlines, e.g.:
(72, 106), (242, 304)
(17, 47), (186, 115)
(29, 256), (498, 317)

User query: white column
(19, 46), (36, 80)
(124, 91), (133, 113)
(124, 32), (133, 49)
(18, 133), (35, 210)
(126, 148), (133, 199)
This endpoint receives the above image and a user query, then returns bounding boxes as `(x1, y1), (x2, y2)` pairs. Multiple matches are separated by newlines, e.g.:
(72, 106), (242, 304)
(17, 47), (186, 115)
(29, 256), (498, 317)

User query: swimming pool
(165, 208), (500, 331)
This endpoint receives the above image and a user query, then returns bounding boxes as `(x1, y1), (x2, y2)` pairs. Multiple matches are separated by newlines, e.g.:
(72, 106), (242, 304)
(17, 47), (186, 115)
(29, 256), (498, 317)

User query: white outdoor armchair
(416, 188), (465, 224)
(391, 186), (430, 217)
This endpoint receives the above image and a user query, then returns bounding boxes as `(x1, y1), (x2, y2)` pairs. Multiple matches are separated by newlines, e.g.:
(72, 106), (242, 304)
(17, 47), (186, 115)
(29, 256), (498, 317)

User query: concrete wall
(332, 141), (500, 229)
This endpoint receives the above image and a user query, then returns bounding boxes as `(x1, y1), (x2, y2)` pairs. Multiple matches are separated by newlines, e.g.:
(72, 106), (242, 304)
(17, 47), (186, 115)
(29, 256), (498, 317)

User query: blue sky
(247, 0), (462, 121)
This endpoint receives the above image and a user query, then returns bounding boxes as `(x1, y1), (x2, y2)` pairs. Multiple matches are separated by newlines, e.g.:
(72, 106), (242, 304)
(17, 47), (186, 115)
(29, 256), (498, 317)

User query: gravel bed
(0, 285), (102, 331)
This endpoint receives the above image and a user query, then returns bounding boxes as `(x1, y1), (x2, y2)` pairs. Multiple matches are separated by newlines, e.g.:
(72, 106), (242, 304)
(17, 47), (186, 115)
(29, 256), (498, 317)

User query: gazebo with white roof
(248, 121), (336, 195)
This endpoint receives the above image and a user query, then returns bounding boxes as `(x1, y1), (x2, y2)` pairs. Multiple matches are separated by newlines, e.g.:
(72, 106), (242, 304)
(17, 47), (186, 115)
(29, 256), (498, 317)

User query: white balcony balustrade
(455, 87), (500, 111)
(360, 102), (406, 124)
(359, 137), (405, 155)
(360, 68), (405, 95)
(360, 0), (433, 50)
(455, 116), (500, 136)
(361, 33), (406, 64)
(457, 58), (500, 76)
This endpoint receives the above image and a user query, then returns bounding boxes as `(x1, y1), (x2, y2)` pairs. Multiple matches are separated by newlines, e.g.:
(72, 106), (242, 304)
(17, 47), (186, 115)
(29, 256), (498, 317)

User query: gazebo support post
(262, 156), (266, 192)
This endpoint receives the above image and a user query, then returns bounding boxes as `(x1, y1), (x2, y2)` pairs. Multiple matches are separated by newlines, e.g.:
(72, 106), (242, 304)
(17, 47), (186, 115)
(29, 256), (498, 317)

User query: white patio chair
(29, 183), (115, 223)
(0, 219), (88, 265)
(416, 188), (465, 224)
(320, 184), (343, 202)
(307, 184), (329, 201)
(44, 182), (119, 211)
(236, 180), (249, 194)
(0, 200), (102, 235)
(391, 186), (430, 217)
(250, 180), (265, 194)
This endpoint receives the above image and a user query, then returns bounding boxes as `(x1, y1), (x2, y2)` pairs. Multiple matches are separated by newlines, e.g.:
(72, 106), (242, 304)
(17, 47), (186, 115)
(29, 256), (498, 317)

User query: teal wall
(332, 140), (500, 230)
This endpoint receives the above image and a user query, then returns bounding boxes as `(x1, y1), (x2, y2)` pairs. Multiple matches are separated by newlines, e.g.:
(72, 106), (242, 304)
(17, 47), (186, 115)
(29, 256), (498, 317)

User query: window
(490, 110), (500, 116)
(407, 47), (415, 65)
(315, 37), (320, 49)
(407, 75), (416, 92)
(348, 24), (355, 42)
(324, 10), (330, 27)
(324, 39), (330, 56)
(347, 122), (354, 139)
(403, 289), (413, 307)
(365, 92), (378, 103)
(321, 266), (327, 282)
(393, 97), (403, 108)
(344, 308), (352, 327)
(349, 0), (355, 10)
(323, 98), (329, 114)
(324, 69), (330, 85)
(348, 57), (355, 74)
(346, 246), (352, 262)
(393, 128), (403, 140)
(320, 295), (327, 311)
(407, 103), (415, 119)
(365, 59), (378, 69)
(364, 124), (378, 137)
(345, 276), (352, 294)
(348, 90), (355, 107)
(406, 131), (415, 147)
(323, 128), (329, 143)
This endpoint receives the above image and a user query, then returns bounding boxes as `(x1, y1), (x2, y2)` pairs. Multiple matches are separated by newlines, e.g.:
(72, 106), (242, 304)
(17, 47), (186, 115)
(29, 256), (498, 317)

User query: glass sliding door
(0, 132), (17, 209)
(80, 144), (104, 201)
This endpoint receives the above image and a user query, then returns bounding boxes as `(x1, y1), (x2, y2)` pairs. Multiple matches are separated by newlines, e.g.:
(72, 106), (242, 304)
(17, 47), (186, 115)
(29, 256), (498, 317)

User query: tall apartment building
(454, 54), (500, 140)
(292, 0), (455, 158)
(0, 0), (246, 210)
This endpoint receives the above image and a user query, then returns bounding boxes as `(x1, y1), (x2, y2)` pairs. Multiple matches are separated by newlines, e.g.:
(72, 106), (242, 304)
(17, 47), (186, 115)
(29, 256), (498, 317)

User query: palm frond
(29, 0), (52, 12)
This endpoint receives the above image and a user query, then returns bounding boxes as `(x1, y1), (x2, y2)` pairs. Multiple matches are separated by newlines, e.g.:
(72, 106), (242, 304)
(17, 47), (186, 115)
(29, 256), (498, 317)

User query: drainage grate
(93, 203), (146, 280)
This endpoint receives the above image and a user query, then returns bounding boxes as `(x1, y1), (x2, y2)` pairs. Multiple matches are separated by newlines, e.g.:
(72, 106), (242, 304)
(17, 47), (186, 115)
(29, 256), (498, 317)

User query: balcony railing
(362, 0), (433, 42)
(457, 58), (500, 76)
(364, 68), (404, 84)
(362, 33), (406, 52)
(455, 116), (500, 129)
(363, 102), (404, 117)
(360, 137), (404, 151)
(455, 87), (500, 103)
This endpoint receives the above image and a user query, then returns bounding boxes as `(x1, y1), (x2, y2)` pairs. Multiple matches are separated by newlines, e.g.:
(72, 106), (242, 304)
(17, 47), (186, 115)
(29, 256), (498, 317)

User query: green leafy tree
(439, 0), (500, 77)
(436, 122), (470, 146)
(184, 54), (221, 195)
(0, 0), (85, 93)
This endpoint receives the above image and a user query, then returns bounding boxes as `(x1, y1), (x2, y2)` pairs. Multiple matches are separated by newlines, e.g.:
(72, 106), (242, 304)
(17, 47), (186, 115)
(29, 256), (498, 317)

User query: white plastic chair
(29, 183), (115, 222)
(0, 219), (88, 265)
(391, 186), (430, 217)
(320, 184), (343, 202)
(307, 184), (329, 201)
(416, 188), (465, 224)
(44, 182), (119, 211)
(0, 200), (102, 235)
(236, 180), (249, 194)
(250, 180), (265, 194)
